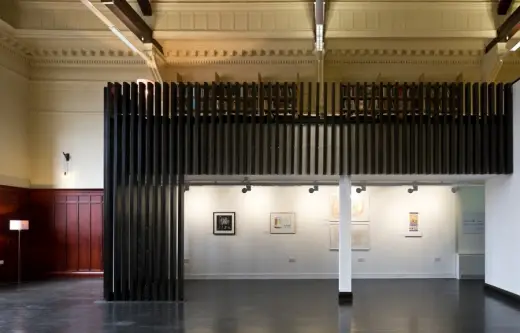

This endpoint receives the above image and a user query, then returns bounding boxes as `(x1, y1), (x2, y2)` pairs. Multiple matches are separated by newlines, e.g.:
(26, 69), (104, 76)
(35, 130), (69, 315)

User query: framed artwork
(213, 212), (236, 235)
(405, 212), (422, 237)
(270, 212), (296, 234)
(329, 223), (339, 250)
(352, 223), (370, 250)
(329, 190), (370, 222)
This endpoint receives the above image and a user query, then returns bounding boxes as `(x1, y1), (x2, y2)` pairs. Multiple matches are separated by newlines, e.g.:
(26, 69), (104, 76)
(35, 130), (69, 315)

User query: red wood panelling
(29, 189), (104, 275)
(0, 185), (29, 282)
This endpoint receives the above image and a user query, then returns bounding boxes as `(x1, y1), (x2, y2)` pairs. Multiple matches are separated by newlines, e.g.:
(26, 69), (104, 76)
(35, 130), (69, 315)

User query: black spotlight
(309, 185), (319, 193)
(242, 184), (251, 193)
(451, 187), (459, 193)
(355, 185), (366, 193)
(407, 184), (418, 194)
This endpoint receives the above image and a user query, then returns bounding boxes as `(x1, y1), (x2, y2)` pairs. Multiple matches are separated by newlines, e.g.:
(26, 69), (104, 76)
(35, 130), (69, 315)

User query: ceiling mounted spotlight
(407, 184), (418, 194)
(184, 184), (190, 192)
(355, 185), (366, 194)
(309, 185), (319, 194)
(451, 186), (459, 193)
(242, 184), (251, 193)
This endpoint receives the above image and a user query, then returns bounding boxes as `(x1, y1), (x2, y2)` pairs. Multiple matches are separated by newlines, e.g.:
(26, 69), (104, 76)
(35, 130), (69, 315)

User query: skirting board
(338, 292), (353, 305)
(484, 283), (520, 304)
(185, 273), (456, 280)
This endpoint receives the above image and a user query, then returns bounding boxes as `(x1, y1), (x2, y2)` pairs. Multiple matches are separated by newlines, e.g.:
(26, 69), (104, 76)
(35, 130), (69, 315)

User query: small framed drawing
(213, 212), (236, 235)
(270, 212), (296, 234)
(352, 223), (370, 250)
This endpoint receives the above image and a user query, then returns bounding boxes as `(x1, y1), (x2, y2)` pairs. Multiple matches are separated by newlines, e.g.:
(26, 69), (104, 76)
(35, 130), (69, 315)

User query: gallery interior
(1, 0), (520, 332)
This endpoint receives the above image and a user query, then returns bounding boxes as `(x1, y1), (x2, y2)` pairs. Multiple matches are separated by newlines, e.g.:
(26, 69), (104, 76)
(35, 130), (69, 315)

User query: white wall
(0, 48), (29, 187)
(485, 82), (520, 296)
(184, 185), (458, 279)
(28, 66), (151, 188)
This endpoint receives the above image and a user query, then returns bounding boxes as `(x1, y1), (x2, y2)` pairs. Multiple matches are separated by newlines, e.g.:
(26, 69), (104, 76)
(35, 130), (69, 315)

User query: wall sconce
(62, 152), (71, 175)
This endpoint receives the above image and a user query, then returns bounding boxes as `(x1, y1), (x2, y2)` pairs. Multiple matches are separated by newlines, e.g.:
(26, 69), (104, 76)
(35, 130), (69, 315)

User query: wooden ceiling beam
(498, 0), (514, 15)
(137, 0), (152, 16)
(485, 6), (520, 53)
(103, 0), (162, 54)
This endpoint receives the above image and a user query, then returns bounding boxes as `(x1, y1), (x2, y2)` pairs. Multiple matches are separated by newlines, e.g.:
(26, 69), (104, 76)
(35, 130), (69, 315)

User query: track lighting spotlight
(242, 184), (251, 193)
(184, 184), (190, 192)
(407, 184), (418, 194)
(355, 185), (366, 194)
(309, 185), (319, 193)
(451, 187), (459, 193)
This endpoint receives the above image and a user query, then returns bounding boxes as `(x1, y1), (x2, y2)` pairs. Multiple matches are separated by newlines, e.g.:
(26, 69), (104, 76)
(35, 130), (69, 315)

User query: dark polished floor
(0, 279), (519, 332)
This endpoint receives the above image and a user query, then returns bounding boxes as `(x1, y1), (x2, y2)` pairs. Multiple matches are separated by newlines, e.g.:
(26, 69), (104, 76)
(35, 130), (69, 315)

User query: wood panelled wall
(30, 190), (104, 275)
(0, 187), (103, 283)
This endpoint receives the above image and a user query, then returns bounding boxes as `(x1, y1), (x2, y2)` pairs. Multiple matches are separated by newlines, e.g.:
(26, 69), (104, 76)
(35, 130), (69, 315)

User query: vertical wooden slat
(489, 83), (497, 174)
(128, 82), (138, 300)
(112, 83), (122, 300)
(386, 83), (392, 174)
(393, 83), (399, 173)
(441, 83), (448, 174)
(402, 83), (408, 174)
(457, 83), (464, 174)
(177, 83), (186, 301)
(120, 83), (129, 300)
(464, 83), (472, 174)
(259, 83), (265, 174)
(481, 83), (488, 174)
(274, 83), (281, 174)
(143, 82), (153, 300)
(347, 83), (352, 175)
(249, 83), (256, 175)
(371, 83), (377, 174)
(504, 83), (513, 173)
(283, 82), (289, 174)
(298, 82), (304, 175)
(315, 82), (320, 175)
(242, 83), (248, 174)
(339, 84), (345, 175)
(410, 83), (416, 174)
(433, 84), (440, 174)
(202, 83), (209, 174)
(323, 82), (329, 175)
(472, 83), (480, 174)
(160, 82), (169, 300)
(449, 83), (457, 174)
(417, 83), (424, 174)
(209, 83), (216, 174)
(186, 84), (193, 176)
(194, 83), (201, 175)
(331, 83), (337, 175)
(307, 82), (312, 175)
(103, 84), (114, 301)
(169, 83), (178, 301)
(152, 83), (161, 300)
(425, 83), (432, 174)
(226, 83), (233, 175)
(233, 83), (240, 174)
(355, 83), (361, 174)
(290, 83), (296, 174)
(218, 83), (225, 175)
(496, 83), (505, 174)
(266, 83), (273, 174)
(136, 82), (146, 300)
(362, 83), (368, 174)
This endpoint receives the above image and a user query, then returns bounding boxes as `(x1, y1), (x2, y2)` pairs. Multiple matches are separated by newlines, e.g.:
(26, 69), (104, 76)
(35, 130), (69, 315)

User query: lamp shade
(10, 220), (29, 231)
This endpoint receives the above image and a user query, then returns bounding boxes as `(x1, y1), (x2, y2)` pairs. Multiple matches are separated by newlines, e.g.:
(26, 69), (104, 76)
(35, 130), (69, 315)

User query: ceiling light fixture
(309, 185), (319, 194)
(355, 185), (366, 194)
(407, 184), (418, 194)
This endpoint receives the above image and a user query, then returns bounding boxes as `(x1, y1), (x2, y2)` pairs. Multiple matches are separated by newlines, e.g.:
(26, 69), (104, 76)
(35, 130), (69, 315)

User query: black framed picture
(213, 212), (236, 235)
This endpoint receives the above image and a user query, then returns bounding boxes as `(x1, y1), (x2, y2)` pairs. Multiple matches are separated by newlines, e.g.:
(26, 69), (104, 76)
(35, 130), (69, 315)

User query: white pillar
(338, 176), (352, 304)
(485, 82), (520, 297)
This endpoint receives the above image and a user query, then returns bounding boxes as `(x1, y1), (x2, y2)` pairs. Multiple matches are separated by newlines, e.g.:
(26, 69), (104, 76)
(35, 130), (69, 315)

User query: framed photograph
(213, 212), (236, 235)
(270, 212), (296, 234)
(329, 223), (339, 251)
(352, 223), (370, 250)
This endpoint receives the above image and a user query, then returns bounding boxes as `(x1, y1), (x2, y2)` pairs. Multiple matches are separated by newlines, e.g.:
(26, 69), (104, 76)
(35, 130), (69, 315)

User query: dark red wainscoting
(0, 185), (30, 283)
(29, 190), (104, 277)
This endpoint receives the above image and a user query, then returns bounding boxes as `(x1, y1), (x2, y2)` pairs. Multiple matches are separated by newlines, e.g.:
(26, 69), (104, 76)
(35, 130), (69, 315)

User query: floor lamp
(10, 220), (29, 284)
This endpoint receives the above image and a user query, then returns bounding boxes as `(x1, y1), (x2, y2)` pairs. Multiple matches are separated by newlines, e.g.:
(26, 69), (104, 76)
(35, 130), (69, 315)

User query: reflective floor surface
(0, 279), (519, 332)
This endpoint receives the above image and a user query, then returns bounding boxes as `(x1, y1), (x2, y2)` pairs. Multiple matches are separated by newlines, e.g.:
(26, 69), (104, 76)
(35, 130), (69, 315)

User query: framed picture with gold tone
(270, 212), (296, 234)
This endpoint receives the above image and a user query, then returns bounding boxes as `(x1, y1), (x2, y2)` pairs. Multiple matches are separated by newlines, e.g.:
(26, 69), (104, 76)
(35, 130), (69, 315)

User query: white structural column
(338, 176), (352, 304)
(484, 81), (520, 298)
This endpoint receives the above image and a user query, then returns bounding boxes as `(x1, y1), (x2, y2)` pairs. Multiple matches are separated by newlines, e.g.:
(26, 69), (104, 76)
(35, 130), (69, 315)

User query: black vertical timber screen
(103, 81), (513, 300)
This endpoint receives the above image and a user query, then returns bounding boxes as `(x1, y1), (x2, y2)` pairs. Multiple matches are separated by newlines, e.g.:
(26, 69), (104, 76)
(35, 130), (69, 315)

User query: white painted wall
(184, 185), (458, 279)
(485, 82), (520, 296)
(0, 48), (29, 187)
(28, 66), (151, 188)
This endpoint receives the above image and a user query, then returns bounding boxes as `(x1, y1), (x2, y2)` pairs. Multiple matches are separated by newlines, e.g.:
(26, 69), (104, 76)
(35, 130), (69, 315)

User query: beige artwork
(330, 190), (370, 222)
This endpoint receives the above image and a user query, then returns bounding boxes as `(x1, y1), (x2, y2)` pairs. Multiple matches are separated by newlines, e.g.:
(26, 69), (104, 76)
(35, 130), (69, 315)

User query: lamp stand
(17, 229), (21, 284)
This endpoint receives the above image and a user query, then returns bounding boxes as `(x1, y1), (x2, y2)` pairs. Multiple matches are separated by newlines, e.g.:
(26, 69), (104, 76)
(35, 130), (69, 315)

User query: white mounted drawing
(352, 223), (370, 250)
(329, 223), (339, 250)
(330, 189), (370, 222)
(270, 212), (296, 234)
